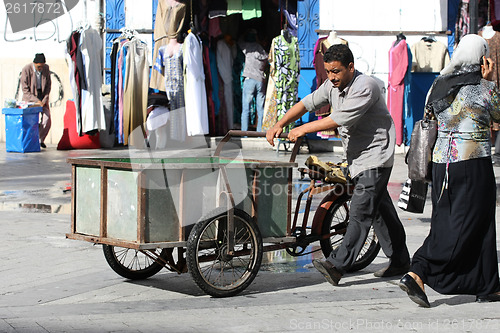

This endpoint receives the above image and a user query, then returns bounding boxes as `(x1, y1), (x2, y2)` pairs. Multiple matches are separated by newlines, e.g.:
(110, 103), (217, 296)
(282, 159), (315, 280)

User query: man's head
(33, 53), (46, 72)
(323, 44), (355, 91)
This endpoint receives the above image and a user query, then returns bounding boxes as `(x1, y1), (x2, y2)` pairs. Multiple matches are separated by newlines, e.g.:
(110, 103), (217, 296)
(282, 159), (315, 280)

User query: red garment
(313, 37), (331, 116)
(387, 39), (408, 146)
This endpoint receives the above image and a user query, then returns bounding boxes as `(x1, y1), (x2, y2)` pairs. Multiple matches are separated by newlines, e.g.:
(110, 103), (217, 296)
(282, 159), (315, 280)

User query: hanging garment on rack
(312, 35), (346, 139)
(313, 35), (349, 117)
(388, 38), (408, 146)
(115, 40), (128, 143)
(66, 31), (81, 130)
(202, 44), (216, 135)
(66, 28), (105, 137)
(480, 29), (500, 88)
(273, 30), (300, 131)
(154, 44), (186, 141)
(208, 0), (227, 19)
(410, 39), (450, 72)
(280, 0), (298, 37)
(183, 32), (209, 136)
(313, 37), (331, 117)
(262, 37), (279, 132)
(491, 0), (500, 26)
(80, 27), (105, 134)
(150, 0), (187, 91)
(227, 0), (242, 15)
(122, 39), (149, 146)
(403, 44), (413, 146)
(242, 0), (262, 20)
(217, 37), (235, 129)
(455, 0), (471, 46)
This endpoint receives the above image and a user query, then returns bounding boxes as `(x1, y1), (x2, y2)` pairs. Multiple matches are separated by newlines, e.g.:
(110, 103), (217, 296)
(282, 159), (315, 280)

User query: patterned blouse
(432, 79), (500, 163)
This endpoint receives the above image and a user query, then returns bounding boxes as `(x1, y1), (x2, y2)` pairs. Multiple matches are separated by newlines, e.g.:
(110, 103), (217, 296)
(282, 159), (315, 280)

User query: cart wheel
(319, 195), (381, 272)
(102, 245), (172, 280)
(186, 208), (263, 297)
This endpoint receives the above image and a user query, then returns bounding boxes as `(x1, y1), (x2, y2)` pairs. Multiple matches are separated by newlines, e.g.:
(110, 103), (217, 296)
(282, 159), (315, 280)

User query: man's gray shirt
(301, 70), (395, 177)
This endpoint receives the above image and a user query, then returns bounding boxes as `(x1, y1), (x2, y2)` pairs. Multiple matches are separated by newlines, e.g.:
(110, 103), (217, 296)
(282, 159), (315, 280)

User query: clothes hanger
(422, 35), (436, 43)
(280, 0), (291, 43)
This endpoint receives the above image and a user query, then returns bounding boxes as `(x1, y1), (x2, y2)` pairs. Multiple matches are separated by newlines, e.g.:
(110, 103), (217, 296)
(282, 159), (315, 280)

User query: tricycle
(66, 131), (380, 297)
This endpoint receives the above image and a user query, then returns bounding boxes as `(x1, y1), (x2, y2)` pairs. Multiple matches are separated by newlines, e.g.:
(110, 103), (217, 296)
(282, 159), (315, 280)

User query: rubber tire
(319, 195), (381, 272)
(186, 208), (263, 298)
(102, 245), (170, 280)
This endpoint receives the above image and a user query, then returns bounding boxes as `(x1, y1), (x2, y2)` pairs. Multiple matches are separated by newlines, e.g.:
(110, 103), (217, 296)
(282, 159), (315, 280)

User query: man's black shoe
(40, 142), (46, 148)
(312, 259), (342, 286)
(374, 263), (410, 277)
(399, 273), (430, 308)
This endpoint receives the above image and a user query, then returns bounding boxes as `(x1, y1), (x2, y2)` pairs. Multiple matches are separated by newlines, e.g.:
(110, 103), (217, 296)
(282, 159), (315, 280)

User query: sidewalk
(1, 141), (500, 333)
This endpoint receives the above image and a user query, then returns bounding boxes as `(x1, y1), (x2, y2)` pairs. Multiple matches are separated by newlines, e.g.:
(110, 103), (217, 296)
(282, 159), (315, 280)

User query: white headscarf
(440, 34), (489, 75)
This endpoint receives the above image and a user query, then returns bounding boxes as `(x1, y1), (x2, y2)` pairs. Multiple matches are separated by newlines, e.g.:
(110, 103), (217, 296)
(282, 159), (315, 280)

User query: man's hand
(482, 56), (494, 81)
(266, 125), (283, 147)
(287, 126), (306, 142)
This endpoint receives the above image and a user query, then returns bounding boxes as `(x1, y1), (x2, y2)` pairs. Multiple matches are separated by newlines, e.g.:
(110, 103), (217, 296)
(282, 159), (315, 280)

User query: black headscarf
(425, 64), (482, 115)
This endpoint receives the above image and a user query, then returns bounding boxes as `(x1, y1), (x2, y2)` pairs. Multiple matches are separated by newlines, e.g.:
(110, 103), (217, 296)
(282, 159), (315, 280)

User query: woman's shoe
(399, 273), (430, 308)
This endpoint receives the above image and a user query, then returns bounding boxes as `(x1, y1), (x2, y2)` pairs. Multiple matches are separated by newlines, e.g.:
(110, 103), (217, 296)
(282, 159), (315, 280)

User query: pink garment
(387, 39), (408, 146)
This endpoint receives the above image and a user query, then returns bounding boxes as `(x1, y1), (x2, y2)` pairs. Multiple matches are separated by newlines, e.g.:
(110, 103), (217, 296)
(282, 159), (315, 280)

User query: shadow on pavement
(126, 270), (327, 297)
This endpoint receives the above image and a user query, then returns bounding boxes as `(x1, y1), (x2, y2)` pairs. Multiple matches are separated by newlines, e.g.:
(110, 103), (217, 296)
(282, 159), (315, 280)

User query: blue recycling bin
(2, 107), (42, 153)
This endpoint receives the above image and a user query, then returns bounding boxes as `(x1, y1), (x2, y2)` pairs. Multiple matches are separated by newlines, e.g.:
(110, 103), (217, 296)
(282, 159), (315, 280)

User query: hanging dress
(154, 45), (186, 141)
(387, 39), (408, 146)
(150, 0), (186, 91)
(123, 39), (149, 146)
(262, 31), (300, 131)
(183, 32), (209, 136)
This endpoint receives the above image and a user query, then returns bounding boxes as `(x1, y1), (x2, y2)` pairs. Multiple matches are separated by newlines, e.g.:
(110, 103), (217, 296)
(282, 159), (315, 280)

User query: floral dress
(262, 31), (300, 131)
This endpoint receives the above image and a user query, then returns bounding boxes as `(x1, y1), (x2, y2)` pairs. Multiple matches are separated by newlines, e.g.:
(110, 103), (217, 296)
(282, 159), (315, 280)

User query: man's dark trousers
(328, 167), (410, 273)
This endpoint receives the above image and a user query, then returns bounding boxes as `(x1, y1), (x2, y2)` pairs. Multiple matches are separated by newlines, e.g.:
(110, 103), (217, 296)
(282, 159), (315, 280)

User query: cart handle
(213, 130), (303, 163)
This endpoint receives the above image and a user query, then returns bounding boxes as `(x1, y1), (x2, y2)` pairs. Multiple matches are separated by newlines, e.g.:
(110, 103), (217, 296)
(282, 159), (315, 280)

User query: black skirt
(411, 157), (500, 296)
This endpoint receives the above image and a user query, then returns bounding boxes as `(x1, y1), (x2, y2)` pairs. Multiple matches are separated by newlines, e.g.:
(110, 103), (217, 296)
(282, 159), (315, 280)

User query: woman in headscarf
(399, 34), (500, 307)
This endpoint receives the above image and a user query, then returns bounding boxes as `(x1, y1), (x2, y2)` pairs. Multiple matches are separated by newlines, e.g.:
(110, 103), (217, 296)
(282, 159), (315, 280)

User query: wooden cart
(66, 131), (380, 297)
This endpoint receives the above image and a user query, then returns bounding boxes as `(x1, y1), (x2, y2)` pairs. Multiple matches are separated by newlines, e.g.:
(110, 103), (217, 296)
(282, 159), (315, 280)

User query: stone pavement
(1, 140), (500, 333)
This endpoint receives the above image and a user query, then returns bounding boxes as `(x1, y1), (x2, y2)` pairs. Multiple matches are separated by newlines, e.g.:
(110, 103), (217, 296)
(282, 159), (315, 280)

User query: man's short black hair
(323, 44), (354, 68)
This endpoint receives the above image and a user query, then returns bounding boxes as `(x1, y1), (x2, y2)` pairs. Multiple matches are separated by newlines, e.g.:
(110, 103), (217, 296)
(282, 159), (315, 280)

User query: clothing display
(313, 33), (348, 117)
(110, 31), (149, 145)
(455, 0), (470, 45)
(154, 43), (187, 141)
(312, 33), (348, 138)
(217, 38), (235, 129)
(411, 38), (450, 72)
(123, 39), (149, 146)
(262, 30), (300, 131)
(183, 32), (209, 136)
(66, 27), (105, 137)
(388, 38), (409, 146)
(80, 28), (105, 135)
(480, 27), (500, 87)
(261, 36), (278, 132)
(402, 44), (413, 146)
(241, 0), (262, 20)
(150, 0), (187, 92)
